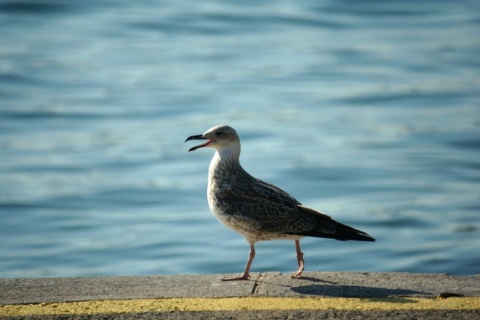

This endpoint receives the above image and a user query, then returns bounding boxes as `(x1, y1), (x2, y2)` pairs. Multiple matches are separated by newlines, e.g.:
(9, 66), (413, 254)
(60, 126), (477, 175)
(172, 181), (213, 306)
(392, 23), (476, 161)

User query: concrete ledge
(2, 272), (479, 304)
(1, 272), (479, 319)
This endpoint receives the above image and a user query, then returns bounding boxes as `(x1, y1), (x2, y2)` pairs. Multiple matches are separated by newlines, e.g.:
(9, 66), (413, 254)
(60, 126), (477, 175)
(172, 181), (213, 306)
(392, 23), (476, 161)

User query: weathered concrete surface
(255, 272), (480, 298)
(1, 272), (479, 304)
(4, 310), (480, 320)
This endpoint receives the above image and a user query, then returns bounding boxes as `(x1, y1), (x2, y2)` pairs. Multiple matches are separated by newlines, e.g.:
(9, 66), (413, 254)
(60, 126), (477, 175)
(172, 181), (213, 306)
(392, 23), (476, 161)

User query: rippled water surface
(1, 0), (479, 278)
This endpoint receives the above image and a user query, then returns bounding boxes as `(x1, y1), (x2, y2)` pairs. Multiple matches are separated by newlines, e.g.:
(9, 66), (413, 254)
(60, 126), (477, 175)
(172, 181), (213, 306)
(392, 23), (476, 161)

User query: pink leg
(292, 240), (304, 279)
(222, 245), (255, 281)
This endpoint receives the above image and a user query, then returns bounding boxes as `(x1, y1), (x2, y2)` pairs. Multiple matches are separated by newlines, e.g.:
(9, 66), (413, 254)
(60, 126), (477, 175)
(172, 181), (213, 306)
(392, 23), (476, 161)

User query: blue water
(1, 0), (479, 278)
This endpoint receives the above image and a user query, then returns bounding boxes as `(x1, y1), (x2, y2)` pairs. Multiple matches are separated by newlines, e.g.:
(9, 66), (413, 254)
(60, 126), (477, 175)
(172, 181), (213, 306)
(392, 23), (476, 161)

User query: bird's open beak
(185, 134), (210, 152)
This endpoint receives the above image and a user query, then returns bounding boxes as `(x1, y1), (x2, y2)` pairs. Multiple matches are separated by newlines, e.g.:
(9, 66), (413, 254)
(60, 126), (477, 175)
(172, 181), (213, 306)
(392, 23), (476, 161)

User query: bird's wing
(217, 179), (336, 235)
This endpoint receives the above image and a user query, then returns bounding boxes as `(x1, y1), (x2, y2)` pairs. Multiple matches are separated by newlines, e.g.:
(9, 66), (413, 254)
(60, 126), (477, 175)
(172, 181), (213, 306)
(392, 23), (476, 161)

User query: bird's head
(185, 125), (240, 152)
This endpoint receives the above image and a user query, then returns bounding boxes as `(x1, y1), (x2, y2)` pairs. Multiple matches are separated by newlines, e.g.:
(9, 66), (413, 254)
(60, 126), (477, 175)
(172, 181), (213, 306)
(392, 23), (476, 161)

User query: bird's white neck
(208, 143), (242, 185)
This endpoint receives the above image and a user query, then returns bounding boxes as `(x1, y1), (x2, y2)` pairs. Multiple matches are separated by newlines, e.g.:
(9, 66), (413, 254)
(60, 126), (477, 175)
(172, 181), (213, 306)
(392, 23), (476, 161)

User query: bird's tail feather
(329, 220), (375, 242)
(295, 205), (375, 242)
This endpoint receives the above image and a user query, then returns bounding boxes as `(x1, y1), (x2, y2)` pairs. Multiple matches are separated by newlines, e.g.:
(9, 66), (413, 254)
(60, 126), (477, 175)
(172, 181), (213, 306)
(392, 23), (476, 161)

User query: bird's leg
(222, 245), (255, 281)
(292, 240), (304, 279)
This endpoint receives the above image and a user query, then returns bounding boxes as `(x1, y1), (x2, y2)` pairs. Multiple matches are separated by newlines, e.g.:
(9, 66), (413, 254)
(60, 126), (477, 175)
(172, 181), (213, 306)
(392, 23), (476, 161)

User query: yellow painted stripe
(1, 297), (479, 316)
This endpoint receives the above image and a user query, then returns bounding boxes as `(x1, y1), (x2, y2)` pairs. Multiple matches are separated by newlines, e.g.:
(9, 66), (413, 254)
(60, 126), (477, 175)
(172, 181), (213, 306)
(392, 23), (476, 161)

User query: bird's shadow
(259, 275), (427, 303)
(291, 283), (425, 302)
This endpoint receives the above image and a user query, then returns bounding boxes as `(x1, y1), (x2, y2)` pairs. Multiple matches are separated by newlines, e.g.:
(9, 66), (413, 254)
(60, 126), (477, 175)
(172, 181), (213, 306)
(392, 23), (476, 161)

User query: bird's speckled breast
(207, 167), (258, 236)
(207, 167), (300, 243)
(206, 149), (302, 244)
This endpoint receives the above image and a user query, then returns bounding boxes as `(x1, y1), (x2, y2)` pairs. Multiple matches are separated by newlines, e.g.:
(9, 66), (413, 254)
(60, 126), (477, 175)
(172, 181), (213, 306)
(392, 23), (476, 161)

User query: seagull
(186, 125), (375, 281)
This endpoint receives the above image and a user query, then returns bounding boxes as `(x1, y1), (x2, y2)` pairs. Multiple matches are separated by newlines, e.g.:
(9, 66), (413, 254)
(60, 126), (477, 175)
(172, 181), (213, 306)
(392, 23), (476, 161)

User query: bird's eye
(215, 131), (223, 137)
